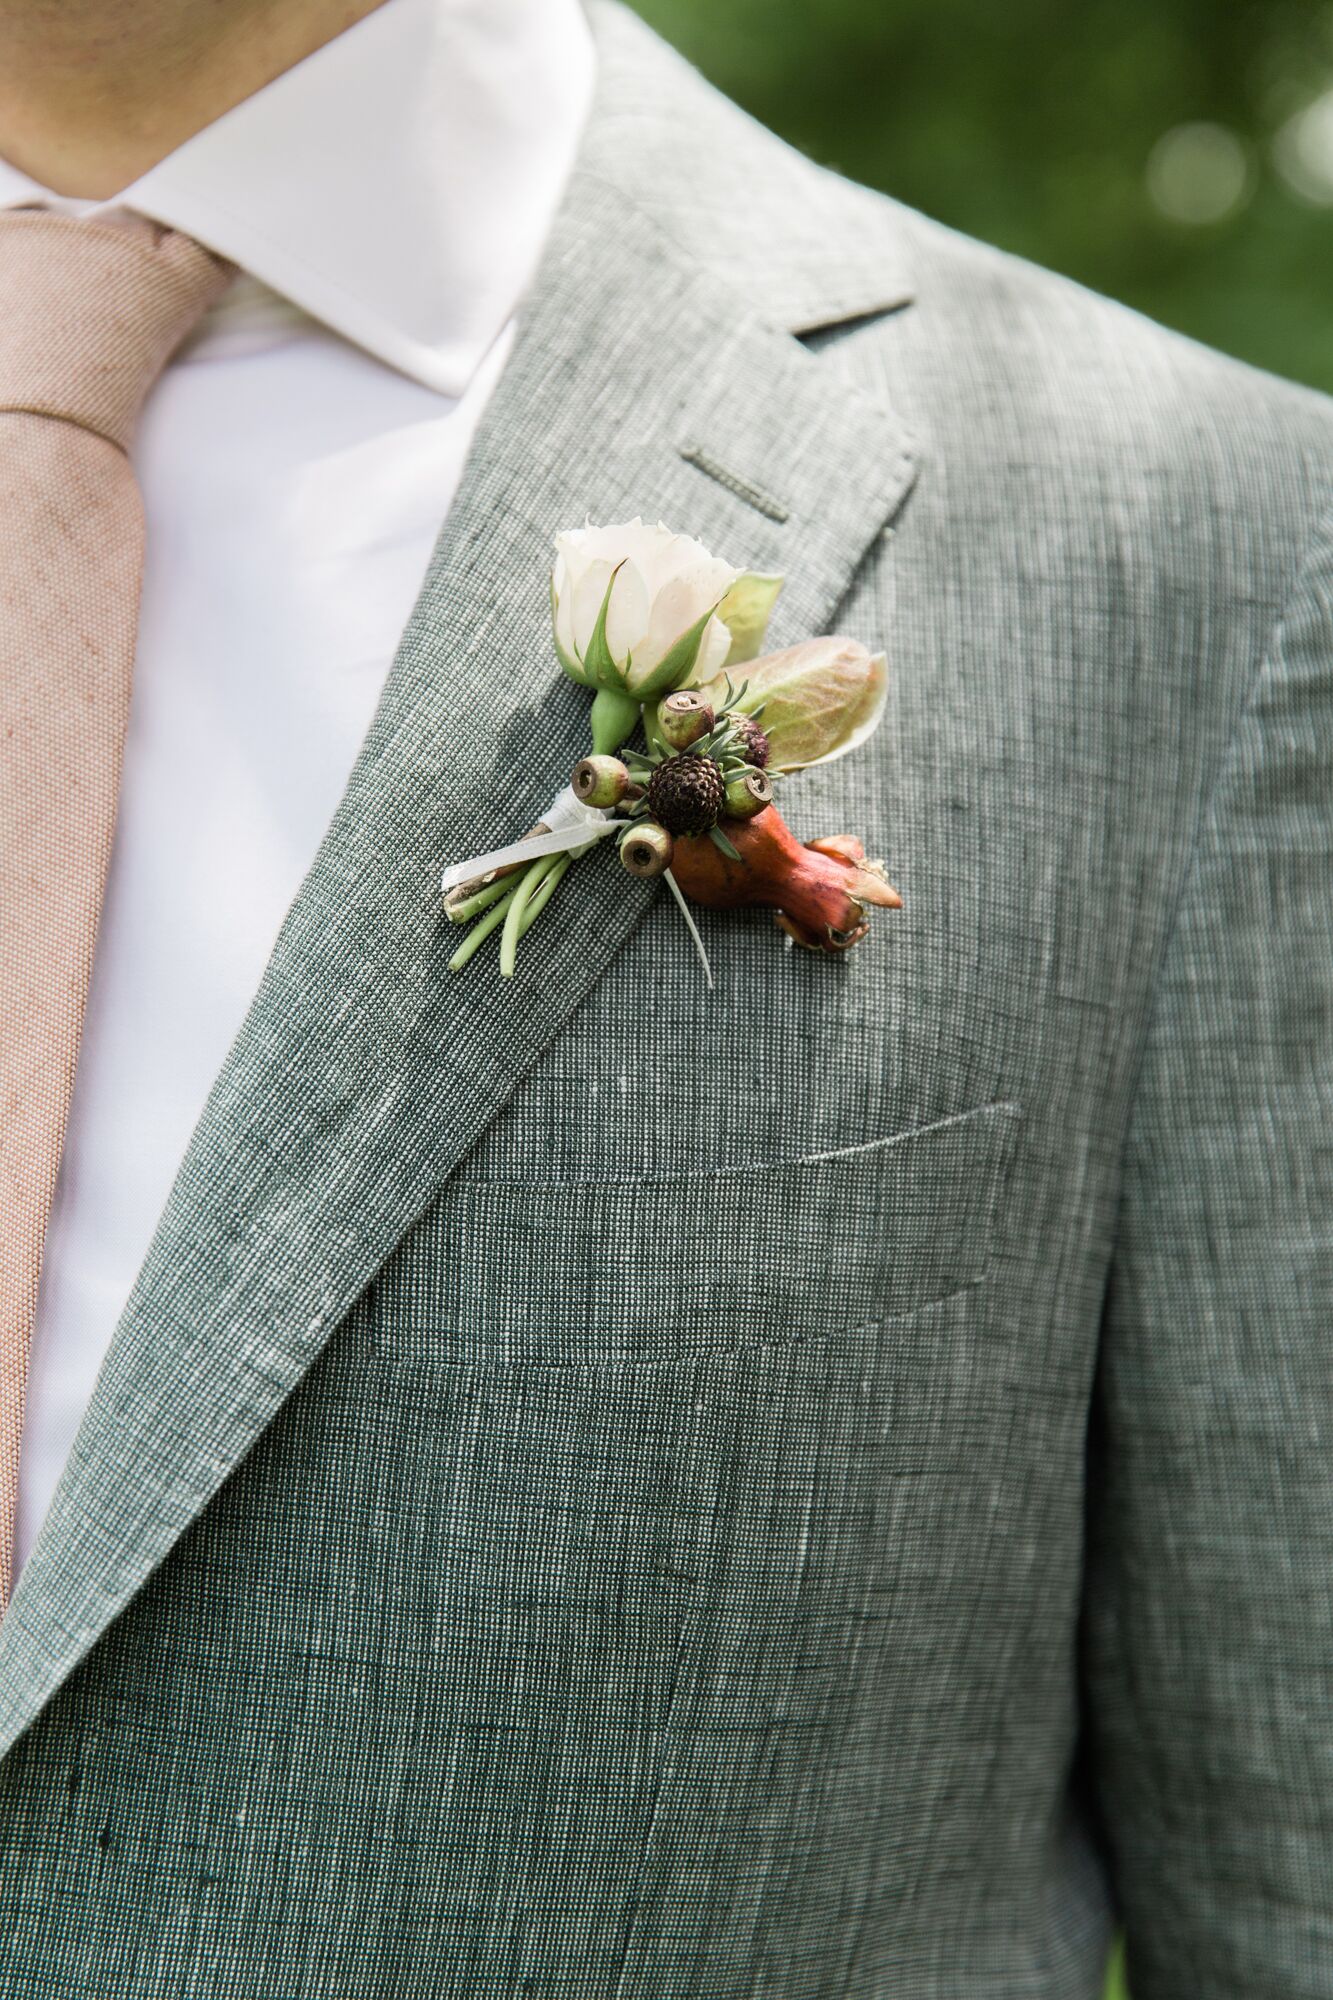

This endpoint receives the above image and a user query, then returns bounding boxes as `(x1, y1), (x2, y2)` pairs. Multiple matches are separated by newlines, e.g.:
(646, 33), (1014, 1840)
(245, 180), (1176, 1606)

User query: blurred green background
(622, 10), (1330, 1992)
(628, 0), (1333, 395)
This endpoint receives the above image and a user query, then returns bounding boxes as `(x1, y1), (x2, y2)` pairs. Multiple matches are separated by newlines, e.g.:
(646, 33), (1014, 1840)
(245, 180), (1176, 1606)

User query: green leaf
(716, 572), (785, 666)
(631, 600), (722, 700)
(700, 636), (889, 773)
(581, 563), (627, 689)
(709, 825), (742, 861)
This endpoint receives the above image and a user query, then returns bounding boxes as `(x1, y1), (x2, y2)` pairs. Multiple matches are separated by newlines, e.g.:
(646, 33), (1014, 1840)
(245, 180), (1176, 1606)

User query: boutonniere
(441, 519), (901, 983)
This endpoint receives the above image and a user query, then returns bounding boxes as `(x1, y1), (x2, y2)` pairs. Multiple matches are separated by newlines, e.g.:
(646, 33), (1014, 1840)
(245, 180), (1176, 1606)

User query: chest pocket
(371, 1099), (1022, 1368)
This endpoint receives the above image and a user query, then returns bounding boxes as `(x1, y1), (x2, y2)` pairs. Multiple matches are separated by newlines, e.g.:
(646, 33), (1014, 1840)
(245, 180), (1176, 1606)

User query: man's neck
(0, 0), (388, 198)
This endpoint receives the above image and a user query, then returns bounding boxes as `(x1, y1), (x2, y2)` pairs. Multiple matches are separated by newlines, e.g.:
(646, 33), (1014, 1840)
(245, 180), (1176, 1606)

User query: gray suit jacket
(1, 7), (1329, 1994)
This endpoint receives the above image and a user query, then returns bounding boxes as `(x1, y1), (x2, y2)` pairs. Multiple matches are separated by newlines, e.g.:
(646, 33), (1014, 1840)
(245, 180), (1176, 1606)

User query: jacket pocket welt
(372, 1100), (1024, 1368)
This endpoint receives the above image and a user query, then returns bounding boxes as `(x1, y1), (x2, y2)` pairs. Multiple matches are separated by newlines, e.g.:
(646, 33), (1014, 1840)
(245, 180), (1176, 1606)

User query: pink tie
(0, 212), (231, 1595)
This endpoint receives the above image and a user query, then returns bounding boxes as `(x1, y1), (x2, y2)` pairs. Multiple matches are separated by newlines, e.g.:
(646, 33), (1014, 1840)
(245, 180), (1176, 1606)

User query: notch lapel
(0, 9), (921, 1756)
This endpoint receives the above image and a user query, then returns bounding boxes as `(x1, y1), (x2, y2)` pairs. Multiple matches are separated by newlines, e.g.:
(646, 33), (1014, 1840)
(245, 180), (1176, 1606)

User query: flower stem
(499, 853), (558, 977)
(590, 686), (642, 756)
(663, 866), (714, 990)
(445, 872), (522, 925)
(517, 852), (572, 936)
(448, 874), (524, 972)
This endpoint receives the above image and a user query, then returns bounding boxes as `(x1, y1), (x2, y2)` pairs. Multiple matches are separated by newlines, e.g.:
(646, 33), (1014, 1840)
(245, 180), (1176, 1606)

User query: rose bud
(657, 689), (715, 749)
(668, 803), (901, 953)
(572, 754), (630, 808)
(619, 820), (674, 878)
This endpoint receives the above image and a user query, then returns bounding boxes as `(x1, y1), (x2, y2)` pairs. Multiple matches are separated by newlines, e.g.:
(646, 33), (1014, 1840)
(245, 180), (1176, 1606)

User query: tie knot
(0, 211), (232, 452)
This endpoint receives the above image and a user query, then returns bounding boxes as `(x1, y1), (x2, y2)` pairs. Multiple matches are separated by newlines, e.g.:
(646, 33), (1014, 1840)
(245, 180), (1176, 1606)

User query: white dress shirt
(0, 0), (595, 1574)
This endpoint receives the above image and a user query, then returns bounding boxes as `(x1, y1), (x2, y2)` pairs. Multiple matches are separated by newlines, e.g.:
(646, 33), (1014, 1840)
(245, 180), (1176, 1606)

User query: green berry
(657, 689), (715, 750)
(723, 769), (772, 819)
(572, 755), (630, 808)
(619, 820), (674, 878)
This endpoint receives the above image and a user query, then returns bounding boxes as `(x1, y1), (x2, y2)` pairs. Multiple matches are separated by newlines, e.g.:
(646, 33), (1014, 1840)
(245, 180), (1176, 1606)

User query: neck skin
(0, 0), (388, 198)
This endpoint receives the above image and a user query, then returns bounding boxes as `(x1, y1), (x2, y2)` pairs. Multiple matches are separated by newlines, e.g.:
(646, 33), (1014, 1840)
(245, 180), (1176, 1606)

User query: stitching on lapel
(678, 443), (791, 524)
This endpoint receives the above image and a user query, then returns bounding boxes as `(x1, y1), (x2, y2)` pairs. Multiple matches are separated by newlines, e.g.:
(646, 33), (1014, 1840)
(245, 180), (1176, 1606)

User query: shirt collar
(0, 0), (596, 397)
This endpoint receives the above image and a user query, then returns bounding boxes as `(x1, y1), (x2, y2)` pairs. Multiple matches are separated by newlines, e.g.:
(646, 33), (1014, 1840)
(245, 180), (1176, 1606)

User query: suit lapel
(0, 4), (920, 1756)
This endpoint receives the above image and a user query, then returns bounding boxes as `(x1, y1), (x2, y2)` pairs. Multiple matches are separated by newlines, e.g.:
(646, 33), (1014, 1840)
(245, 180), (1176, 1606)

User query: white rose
(550, 519), (785, 755)
(553, 518), (740, 700)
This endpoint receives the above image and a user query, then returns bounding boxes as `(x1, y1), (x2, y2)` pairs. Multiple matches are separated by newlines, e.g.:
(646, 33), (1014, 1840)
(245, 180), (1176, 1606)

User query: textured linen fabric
(0, 5), (1328, 1995)
(0, 0), (594, 1578)
(1085, 512), (1333, 1996)
(0, 213), (230, 1595)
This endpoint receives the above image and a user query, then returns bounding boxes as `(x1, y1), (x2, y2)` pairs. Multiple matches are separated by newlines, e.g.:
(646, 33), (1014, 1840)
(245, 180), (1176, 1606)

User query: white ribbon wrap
(439, 786), (617, 897)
